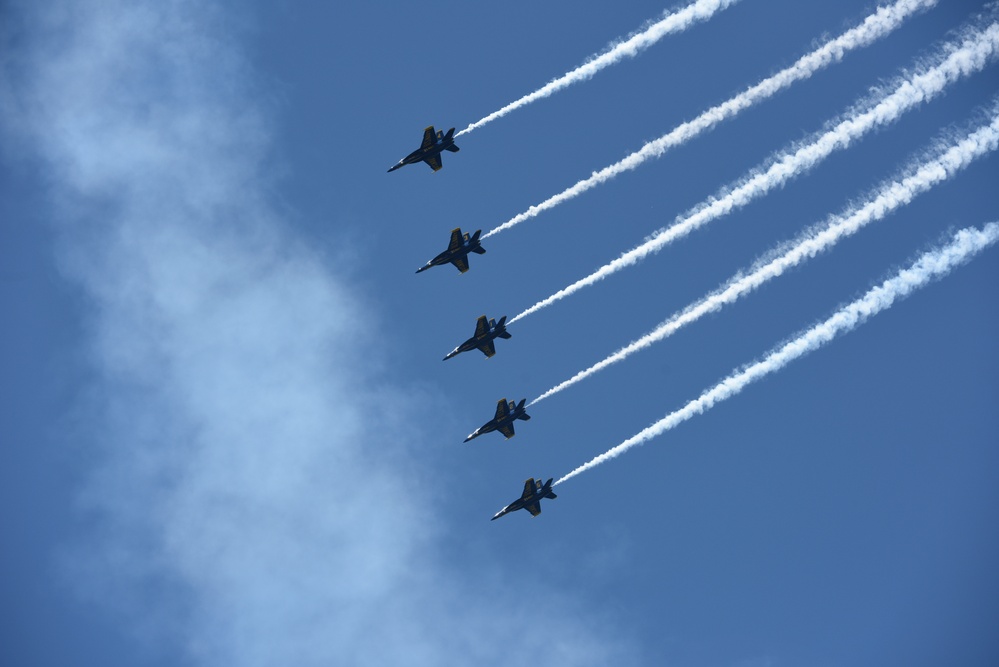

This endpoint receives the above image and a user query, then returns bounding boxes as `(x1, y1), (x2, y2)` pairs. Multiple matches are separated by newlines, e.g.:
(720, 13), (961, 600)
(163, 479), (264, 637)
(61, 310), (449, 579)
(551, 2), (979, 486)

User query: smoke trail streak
(556, 222), (999, 485)
(509, 22), (999, 324)
(457, 0), (742, 137)
(484, 0), (938, 236)
(532, 110), (999, 405)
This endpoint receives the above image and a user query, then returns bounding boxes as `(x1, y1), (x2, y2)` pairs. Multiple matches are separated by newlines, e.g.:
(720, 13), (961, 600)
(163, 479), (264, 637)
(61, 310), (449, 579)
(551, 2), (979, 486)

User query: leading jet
(416, 228), (485, 274)
(443, 315), (510, 361)
(464, 398), (531, 442)
(387, 126), (459, 173)
(491, 477), (557, 520)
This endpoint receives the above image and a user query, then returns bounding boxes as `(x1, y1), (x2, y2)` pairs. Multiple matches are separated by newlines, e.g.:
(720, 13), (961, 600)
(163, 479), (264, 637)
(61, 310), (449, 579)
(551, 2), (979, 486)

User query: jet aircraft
(491, 477), (557, 520)
(416, 228), (485, 274)
(464, 398), (531, 442)
(387, 126), (459, 172)
(443, 315), (510, 361)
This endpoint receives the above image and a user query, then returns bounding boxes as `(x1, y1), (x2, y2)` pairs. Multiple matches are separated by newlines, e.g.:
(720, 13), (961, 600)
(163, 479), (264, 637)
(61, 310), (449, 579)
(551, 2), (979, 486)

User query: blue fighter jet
(443, 315), (510, 361)
(387, 126), (459, 172)
(491, 478), (557, 520)
(464, 398), (531, 442)
(416, 228), (485, 274)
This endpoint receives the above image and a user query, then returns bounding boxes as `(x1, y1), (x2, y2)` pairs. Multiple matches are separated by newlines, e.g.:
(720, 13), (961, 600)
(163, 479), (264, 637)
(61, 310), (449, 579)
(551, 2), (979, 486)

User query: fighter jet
(491, 477), (557, 520)
(443, 315), (510, 361)
(464, 398), (531, 442)
(416, 228), (485, 274)
(387, 126), (460, 172)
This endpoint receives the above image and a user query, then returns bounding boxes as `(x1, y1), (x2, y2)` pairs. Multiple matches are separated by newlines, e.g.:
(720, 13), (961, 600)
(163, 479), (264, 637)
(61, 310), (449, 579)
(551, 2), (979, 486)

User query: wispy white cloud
(1, 1), (633, 665)
(484, 0), (938, 238)
(458, 0), (743, 137)
(509, 19), (999, 323)
(532, 107), (999, 404)
(557, 222), (999, 484)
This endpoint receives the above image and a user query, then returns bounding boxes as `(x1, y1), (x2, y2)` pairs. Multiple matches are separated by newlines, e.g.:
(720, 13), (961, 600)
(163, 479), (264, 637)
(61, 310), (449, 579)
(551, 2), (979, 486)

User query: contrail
(532, 109), (999, 405)
(556, 222), (999, 485)
(483, 0), (938, 237)
(509, 21), (999, 324)
(457, 0), (743, 137)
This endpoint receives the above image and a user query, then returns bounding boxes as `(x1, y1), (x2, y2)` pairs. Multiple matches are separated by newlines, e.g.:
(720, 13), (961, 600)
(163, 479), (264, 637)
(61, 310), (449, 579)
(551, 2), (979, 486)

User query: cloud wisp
(509, 20), (999, 323)
(457, 0), (742, 137)
(3, 1), (632, 665)
(556, 222), (999, 484)
(531, 108), (999, 405)
(484, 0), (938, 237)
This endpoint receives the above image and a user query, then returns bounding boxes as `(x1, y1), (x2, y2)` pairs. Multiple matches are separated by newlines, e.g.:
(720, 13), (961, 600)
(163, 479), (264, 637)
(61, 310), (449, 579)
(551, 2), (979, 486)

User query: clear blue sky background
(2, 1), (997, 665)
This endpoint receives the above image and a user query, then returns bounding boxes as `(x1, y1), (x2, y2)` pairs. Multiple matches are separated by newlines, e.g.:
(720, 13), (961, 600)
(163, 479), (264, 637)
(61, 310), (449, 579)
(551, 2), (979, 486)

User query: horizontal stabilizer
(445, 144), (460, 153)
(497, 331), (512, 339)
(471, 246), (486, 254)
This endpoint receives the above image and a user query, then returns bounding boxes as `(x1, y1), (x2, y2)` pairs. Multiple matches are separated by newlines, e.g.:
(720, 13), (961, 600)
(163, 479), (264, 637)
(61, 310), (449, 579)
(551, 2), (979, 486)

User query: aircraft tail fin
(496, 314), (512, 338)
(469, 230), (486, 254)
(542, 478), (557, 500)
(444, 128), (459, 152)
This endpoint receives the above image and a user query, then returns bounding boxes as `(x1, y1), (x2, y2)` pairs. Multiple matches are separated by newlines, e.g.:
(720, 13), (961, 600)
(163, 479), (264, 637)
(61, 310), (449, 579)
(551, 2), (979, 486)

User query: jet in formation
(387, 126), (459, 173)
(491, 477), (557, 520)
(416, 228), (485, 274)
(464, 398), (531, 442)
(443, 315), (510, 360)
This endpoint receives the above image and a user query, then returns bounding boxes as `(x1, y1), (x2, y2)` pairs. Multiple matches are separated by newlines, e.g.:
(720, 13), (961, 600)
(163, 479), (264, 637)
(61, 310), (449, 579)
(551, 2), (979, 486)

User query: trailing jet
(387, 126), (459, 172)
(443, 315), (510, 361)
(464, 398), (530, 442)
(416, 228), (485, 274)
(491, 477), (557, 520)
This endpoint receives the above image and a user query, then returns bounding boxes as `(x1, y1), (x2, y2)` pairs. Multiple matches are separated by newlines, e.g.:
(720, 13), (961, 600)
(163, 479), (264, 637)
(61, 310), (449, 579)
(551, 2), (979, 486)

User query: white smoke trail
(532, 110), (999, 405)
(556, 222), (999, 485)
(509, 21), (999, 324)
(484, 0), (938, 236)
(457, 0), (742, 137)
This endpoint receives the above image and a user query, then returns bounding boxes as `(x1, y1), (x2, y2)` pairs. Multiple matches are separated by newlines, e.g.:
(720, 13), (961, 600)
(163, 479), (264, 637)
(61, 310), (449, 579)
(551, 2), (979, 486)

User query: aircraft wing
(474, 316), (488, 338)
(450, 255), (469, 273)
(478, 339), (496, 358)
(421, 126), (436, 149)
(498, 424), (516, 439)
(447, 228), (463, 251)
(494, 399), (510, 420)
(521, 478), (536, 500)
(423, 154), (443, 171)
(525, 502), (542, 517)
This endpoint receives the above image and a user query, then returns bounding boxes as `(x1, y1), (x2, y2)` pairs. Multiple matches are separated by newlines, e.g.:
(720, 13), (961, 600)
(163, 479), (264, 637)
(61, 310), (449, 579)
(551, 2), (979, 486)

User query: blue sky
(2, 1), (997, 665)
